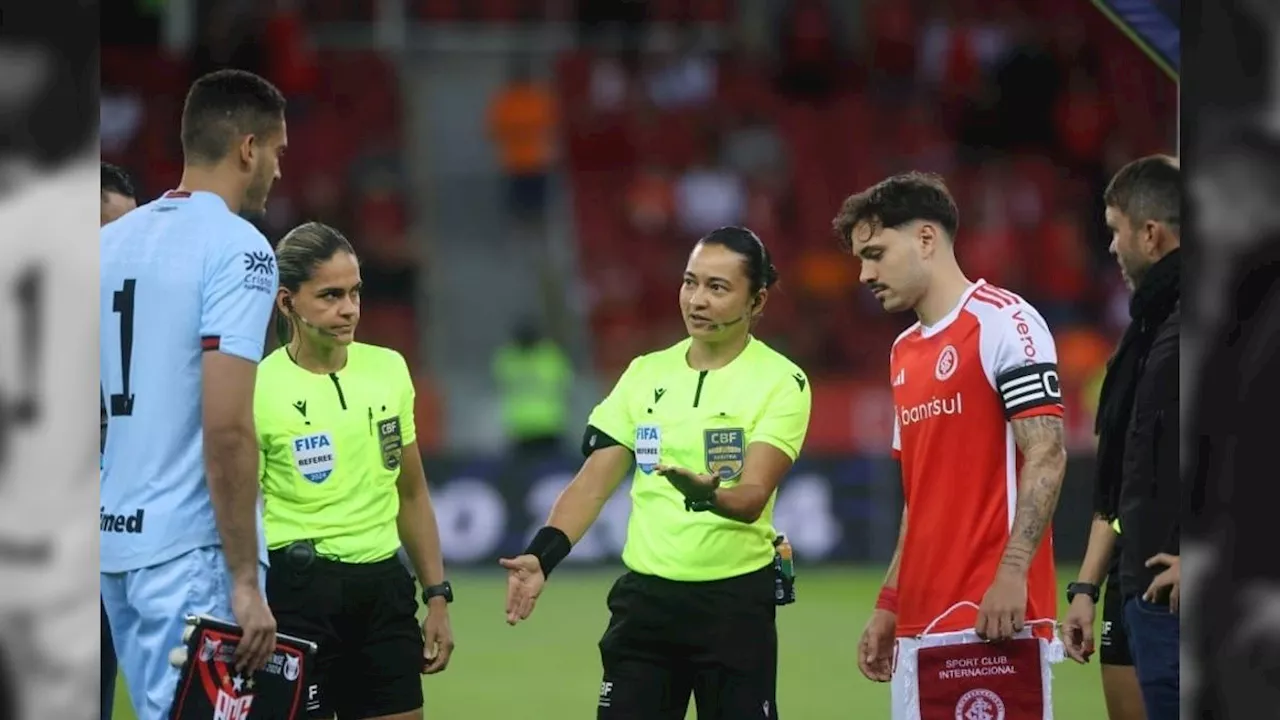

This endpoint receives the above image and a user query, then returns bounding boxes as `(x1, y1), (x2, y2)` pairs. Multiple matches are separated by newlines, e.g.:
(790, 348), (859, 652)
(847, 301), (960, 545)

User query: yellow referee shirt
(587, 336), (812, 581)
(255, 343), (416, 563)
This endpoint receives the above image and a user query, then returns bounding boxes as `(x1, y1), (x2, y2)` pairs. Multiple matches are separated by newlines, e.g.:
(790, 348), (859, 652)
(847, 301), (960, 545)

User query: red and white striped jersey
(889, 280), (1064, 637)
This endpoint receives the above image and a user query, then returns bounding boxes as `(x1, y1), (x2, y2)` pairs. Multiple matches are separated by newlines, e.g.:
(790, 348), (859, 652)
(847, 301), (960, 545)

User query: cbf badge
(291, 432), (336, 484)
(704, 428), (745, 481)
(635, 424), (660, 473)
(378, 416), (403, 470)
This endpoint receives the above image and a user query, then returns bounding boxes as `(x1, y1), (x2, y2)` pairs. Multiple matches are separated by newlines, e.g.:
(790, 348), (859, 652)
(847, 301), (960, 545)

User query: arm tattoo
(1000, 415), (1067, 575)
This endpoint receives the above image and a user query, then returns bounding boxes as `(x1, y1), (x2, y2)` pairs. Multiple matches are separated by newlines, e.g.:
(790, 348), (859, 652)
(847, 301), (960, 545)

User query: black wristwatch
(1065, 582), (1100, 604)
(422, 581), (454, 605)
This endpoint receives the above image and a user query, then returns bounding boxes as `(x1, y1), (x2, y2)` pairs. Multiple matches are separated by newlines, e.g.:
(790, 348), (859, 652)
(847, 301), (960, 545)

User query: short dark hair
(831, 172), (960, 251)
(698, 226), (779, 294)
(101, 162), (136, 200)
(1103, 155), (1181, 235)
(274, 222), (358, 346)
(180, 69), (286, 165)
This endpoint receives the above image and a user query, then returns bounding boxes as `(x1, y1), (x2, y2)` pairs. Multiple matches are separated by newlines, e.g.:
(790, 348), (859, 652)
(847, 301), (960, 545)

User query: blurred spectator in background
(775, 0), (840, 103)
(626, 161), (676, 237)
(493, 320), (574, 458)
(488, 58), (558, 233)
(99, 86), (143, 159)
(352, 174), (418, 301)
(645, 32), (716, 110)
(675, 135), (746, 237)
(190, 0), (266, 81)
(976, 17), (1062, 154)
(589, 51), (635, 114)
(577, 0), (648, 58)
(722, 109), (788, 186)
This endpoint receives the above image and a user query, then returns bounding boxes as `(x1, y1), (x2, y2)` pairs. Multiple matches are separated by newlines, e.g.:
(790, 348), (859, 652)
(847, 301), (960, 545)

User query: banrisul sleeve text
(585, 356), (644, 452)
(200, 230), (278, 363)
(979, 299), (1065, 420)
(748, 369), (812, 461)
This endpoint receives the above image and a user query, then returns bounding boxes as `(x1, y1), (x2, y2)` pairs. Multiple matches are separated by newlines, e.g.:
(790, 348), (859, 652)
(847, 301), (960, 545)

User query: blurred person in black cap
(1187, 126), (1280, 718)
(1060, 156), (1181, 720)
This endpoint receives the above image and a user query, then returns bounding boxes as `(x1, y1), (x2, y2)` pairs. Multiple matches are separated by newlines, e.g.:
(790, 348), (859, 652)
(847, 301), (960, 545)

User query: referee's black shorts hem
(597, 564), (780, 719)
(266, 549), (424, 719)
(1099, 567), (1134, 667)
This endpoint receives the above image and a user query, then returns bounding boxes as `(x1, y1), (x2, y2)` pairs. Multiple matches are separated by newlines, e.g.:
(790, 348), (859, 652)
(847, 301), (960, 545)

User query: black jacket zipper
(329, 373), (348, 410)
(692, 371), (708, 408)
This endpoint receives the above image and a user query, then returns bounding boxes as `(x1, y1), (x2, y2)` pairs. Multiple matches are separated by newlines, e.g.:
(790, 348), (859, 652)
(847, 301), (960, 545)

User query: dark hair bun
(699, 226), (780, 294)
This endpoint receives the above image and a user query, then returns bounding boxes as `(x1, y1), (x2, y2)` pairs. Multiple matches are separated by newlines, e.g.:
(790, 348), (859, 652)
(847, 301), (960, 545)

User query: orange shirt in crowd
(488, 82), (558, 175)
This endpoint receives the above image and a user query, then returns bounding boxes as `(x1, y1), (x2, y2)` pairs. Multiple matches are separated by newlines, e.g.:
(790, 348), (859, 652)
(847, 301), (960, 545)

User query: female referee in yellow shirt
(256, 222), (454, 720)
(500, 226), (812, 719)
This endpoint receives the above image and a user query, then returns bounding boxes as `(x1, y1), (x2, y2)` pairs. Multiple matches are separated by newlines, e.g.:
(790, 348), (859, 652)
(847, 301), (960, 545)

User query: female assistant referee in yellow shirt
(256, 222), (454, 720)
(500, 226), (811, 719)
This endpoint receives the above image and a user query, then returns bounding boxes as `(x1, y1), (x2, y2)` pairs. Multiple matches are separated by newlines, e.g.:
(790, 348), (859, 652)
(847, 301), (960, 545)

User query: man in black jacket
(1062, 155), (1181, 720)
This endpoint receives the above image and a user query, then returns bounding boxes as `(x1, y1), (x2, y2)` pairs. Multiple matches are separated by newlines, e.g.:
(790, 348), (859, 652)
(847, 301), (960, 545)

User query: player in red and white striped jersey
(831, 173), (1067, 689)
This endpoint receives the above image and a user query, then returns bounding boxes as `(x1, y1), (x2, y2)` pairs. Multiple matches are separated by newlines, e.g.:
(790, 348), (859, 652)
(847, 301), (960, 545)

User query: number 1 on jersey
(110, 279), (137, 417)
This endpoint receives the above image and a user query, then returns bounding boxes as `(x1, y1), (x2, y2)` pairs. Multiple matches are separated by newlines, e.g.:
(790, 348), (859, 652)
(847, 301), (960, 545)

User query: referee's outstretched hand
(655, 465), (719, 504)
(499, 554), (545, 626)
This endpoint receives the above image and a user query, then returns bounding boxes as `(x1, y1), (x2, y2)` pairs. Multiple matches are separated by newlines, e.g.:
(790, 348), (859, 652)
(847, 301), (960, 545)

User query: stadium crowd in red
(100, 0), (1175, 451)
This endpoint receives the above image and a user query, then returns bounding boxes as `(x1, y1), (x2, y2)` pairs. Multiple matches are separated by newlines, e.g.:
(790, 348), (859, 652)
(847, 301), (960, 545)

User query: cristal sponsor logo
(898, 393), (963, 427)
(242, 251), (276, 294)
(100, 507), (145, 534)
(243, 251), (275, 275)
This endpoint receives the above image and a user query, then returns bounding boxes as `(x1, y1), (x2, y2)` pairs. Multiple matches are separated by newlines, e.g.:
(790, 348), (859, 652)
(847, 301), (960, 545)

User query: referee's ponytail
(698, 226), (780, 295)
(272, 221), (357, 347)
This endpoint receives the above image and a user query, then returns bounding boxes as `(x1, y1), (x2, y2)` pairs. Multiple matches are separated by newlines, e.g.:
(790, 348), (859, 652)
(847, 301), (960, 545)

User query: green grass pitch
(111, 567), (1107, 718)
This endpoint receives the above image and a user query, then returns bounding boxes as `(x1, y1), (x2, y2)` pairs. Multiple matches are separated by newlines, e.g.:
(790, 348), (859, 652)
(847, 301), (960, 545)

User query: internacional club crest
(955, 688), (1006, 720)
(935, 344), (959, 381)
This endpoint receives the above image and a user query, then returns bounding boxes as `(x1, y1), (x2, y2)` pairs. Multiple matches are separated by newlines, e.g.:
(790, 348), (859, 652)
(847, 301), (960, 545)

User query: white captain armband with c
(995, 362), (1063, 418)
(581, 424), (625, 457)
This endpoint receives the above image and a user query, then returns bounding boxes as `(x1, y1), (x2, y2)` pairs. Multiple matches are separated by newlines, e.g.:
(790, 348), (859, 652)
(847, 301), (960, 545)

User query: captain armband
(995, 362), (1063, 418)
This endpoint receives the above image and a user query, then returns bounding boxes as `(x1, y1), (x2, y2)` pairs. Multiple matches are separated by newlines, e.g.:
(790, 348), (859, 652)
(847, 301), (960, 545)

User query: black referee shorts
(266, 546), (424, 719)
(1100, 563), (1134, 667)
(597, 564), (779, 720)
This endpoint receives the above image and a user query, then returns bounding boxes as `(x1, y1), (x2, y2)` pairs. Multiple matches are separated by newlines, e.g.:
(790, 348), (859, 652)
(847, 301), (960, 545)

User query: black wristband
(524, 526), (572, 578)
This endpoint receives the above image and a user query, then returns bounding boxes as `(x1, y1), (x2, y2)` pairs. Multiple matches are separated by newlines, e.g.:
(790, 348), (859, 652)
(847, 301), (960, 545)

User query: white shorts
(101, 547), (265, 720)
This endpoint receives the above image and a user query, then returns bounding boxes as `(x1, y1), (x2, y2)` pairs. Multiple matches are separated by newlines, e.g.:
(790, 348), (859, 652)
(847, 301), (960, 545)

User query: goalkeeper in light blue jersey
(100, 69), (288, 720)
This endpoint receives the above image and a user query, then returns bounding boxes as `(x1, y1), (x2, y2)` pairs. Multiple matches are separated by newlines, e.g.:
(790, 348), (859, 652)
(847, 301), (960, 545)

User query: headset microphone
(705, 315), (746, 332)
(292, 310), (340, 338)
